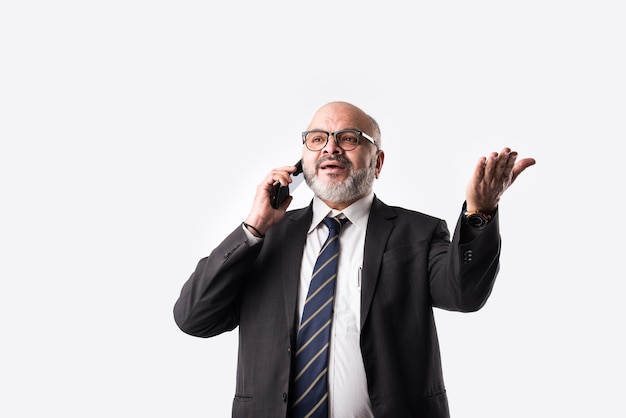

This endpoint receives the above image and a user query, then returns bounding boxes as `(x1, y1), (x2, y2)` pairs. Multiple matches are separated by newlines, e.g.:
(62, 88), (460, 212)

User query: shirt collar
(309, 192), (374, 234)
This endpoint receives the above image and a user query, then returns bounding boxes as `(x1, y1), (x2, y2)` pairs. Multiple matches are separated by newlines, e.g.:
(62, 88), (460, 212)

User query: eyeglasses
(302, 129), (378, 151)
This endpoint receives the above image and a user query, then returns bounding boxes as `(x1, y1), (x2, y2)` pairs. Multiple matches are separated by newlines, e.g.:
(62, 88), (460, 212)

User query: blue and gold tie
(290, 216), (348, 418)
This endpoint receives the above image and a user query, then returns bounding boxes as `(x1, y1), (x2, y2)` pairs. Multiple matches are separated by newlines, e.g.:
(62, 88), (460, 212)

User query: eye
(304, 132), (330, 149)
(337, 131), (359, 144)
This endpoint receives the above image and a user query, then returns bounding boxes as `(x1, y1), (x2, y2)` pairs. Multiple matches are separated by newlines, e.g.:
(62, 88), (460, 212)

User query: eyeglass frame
(301, 129), (379, 151)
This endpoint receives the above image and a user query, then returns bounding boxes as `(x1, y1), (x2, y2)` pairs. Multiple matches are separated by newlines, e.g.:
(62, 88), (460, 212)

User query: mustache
(314, 155), (352, 169)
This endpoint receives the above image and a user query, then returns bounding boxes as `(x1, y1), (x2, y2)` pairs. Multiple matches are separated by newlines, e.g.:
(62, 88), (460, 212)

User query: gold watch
(464, 210), (492, 229)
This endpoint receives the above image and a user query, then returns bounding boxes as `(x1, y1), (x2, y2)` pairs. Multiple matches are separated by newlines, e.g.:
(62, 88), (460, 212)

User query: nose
(322, 133), (343, 154)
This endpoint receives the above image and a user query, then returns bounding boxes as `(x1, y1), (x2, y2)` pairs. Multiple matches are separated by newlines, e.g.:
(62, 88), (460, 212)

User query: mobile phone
(269, 160), (304, 209)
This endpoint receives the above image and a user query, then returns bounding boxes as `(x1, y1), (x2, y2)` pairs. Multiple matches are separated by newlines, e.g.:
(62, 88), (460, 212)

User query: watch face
(467, 214), (487, 228)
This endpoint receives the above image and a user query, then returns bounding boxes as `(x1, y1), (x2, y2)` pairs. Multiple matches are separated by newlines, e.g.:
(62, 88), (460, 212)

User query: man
(173, 101), (536, 417)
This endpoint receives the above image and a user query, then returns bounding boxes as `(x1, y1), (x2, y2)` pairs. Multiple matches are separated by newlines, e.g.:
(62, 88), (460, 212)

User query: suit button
(283, 392), (288, 403)
(463, 250), (473, 264)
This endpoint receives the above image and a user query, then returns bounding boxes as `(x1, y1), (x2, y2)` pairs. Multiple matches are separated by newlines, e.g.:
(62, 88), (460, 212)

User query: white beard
(304, 155), (377, 204)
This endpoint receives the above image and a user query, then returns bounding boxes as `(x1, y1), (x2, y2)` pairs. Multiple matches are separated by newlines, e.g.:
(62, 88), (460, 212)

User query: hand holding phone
(269, 160), (304, 209)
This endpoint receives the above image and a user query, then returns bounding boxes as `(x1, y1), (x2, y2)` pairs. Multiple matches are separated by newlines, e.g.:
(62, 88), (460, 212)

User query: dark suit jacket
(174, 196), (501, 417)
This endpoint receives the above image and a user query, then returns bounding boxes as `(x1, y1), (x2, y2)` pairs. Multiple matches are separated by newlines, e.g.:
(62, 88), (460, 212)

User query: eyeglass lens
(304, 130), (361, 151)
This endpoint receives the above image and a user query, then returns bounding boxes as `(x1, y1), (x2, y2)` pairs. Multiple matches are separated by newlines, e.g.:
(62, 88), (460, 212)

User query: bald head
(307, 101), (381, 147)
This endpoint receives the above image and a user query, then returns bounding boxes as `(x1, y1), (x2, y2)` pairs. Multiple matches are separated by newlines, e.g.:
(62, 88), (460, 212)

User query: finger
(473, 156), (488, 183)
(274, 165), (299, 173)
(511, 157), (537, 182)
(492, 148), (513, 178)
(501, 150), (518, 181)
(274, 164), (300, 184)
(267, 169), (294, 187)
(483, 151), (500, 180)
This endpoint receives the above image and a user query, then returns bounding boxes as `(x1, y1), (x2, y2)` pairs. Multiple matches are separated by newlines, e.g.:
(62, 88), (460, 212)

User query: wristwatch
(464, 210), (492, 229)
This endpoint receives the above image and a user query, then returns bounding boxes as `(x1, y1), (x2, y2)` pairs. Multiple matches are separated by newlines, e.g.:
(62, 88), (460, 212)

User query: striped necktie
(290, 216), (348, 418)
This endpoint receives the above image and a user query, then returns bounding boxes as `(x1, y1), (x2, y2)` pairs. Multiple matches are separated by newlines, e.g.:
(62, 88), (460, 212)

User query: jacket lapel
(360, 197), (396, 330)
(281, 206), (313, 344)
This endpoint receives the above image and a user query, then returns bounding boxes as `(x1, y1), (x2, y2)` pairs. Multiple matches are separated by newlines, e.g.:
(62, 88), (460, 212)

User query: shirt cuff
(242, 223), (264, 245)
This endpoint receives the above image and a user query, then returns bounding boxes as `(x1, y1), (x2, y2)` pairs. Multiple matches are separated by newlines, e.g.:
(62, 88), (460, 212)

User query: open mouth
(320, 161), (346, 170)
(317, 156), (350, 172)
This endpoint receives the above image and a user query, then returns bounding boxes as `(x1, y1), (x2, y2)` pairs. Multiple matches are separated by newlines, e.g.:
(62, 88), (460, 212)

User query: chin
(321, 172), (346, 182)
(306, 166), (376, 204)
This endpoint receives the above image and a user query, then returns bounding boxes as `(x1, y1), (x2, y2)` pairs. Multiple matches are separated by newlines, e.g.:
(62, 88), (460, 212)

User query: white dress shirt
(298, 193), (374, 418)
(242, 193), (375, 417)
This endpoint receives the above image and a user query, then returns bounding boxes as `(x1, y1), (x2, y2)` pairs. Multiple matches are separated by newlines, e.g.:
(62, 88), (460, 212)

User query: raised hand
(243, 164), (300, 237)
(465, 147), (536, 213)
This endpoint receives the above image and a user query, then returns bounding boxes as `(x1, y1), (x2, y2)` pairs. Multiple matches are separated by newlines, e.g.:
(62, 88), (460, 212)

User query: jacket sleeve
(173, 226), (263, 338)
(428, 206), (501, 312)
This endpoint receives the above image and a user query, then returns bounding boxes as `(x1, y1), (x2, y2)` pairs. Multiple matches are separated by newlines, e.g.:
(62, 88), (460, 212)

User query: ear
(374, 150), (385, 179)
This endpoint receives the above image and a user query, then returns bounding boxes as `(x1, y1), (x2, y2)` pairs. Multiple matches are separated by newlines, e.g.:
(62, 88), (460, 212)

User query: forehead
(307, 104), (371, 131)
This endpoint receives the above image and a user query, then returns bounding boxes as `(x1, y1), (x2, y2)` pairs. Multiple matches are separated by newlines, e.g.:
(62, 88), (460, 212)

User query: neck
(321, 194), (367, 211)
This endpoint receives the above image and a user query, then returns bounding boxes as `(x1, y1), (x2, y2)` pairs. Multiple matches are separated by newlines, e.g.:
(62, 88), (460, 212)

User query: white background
(1, 1), (624, 417)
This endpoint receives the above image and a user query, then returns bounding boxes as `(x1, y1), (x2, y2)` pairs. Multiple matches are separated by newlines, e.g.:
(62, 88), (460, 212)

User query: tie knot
(323, 216), (348, 234)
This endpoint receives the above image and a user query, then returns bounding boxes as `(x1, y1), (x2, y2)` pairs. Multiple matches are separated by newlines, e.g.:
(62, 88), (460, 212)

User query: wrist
(465, 204), (496, 213)
(242, 221), (265, 238)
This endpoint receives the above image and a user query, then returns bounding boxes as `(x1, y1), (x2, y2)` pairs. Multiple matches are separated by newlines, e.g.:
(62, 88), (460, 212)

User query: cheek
(301, 156), (319, 179)
(351, 154), (373, 170)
